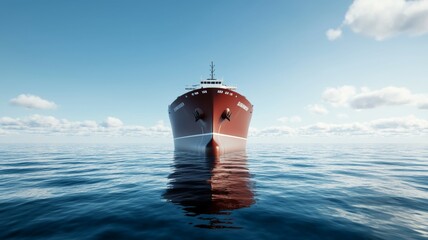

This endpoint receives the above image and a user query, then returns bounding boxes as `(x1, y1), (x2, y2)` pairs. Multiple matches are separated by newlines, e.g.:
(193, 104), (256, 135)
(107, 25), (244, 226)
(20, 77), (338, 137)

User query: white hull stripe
(174, 132), (247, 141)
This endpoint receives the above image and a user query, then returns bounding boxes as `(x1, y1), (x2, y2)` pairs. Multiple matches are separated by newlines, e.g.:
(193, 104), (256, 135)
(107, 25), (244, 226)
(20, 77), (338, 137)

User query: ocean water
(0, 143), (427, 239)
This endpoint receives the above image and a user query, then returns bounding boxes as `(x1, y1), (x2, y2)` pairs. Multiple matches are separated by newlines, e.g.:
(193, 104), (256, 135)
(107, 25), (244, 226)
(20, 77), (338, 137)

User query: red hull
(168, 88), (253, 156)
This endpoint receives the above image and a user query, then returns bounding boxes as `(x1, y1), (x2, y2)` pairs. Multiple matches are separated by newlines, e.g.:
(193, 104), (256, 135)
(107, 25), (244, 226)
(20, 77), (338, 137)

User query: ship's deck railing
(185, 83), (237, 91)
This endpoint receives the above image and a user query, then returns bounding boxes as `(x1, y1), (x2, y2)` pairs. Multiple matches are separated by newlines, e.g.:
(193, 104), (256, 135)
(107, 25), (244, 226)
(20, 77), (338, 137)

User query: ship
(168, 62), (253, 156)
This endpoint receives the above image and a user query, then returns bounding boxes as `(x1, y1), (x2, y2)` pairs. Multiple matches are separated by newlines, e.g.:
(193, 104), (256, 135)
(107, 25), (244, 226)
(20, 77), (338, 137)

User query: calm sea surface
(0, 143), (427, 239)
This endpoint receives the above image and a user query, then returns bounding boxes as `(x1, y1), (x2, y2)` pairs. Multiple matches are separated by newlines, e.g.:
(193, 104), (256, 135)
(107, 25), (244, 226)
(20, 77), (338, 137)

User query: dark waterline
(0, 143), (427, 239)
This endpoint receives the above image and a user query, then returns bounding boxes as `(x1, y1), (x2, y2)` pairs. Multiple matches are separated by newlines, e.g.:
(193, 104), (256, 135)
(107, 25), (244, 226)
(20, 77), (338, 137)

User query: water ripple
(0, 143), (427, 239)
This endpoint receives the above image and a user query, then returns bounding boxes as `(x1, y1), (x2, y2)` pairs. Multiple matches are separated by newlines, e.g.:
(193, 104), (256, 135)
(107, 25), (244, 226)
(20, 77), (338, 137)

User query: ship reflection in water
(164, 152), (254, 228)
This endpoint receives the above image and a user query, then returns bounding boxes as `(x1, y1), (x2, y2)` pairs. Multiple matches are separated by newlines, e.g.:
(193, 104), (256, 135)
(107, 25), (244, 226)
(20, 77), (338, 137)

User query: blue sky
(1, 0), (427, 143)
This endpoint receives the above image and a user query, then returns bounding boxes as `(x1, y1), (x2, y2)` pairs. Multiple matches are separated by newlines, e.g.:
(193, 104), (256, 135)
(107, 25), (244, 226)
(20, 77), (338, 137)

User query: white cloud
(80, 120), (98, 128)
(350, 86), (414, 109)
(102, 117), (123, 128)
(326, 28), (343, 40)
(277, 115), (302, 123)
(322, 86), (356, 107)
(372, 115), (425, 133)
(259, 126), (296, 136)
(0, 115), (171, 137)
(149, 120), (171, 134)
(10, 94), (57, 110)
(419, 102), (428, 109)
(323, 86), (428, 109)
(337, 113), (349, 119)
(328, 0), (428, 41)
(2, 114), (426, 140)
(300, 122), (371, 135)
(250, 126), (296, 137)
(248, 127), (259, 137)
(0, 128), (7, 135)
(415, 96), (428, 109)
(252, 115), (428, 137)
(307, 104), (329, 115)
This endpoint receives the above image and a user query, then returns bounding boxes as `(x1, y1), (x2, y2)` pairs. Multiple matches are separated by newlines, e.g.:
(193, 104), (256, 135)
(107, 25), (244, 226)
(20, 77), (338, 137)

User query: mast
(209, 61), (216, 80)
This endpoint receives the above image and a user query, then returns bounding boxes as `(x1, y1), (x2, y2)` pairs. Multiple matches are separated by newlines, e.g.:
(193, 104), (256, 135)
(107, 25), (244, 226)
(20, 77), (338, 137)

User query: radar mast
(209, 61), (216, 80)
